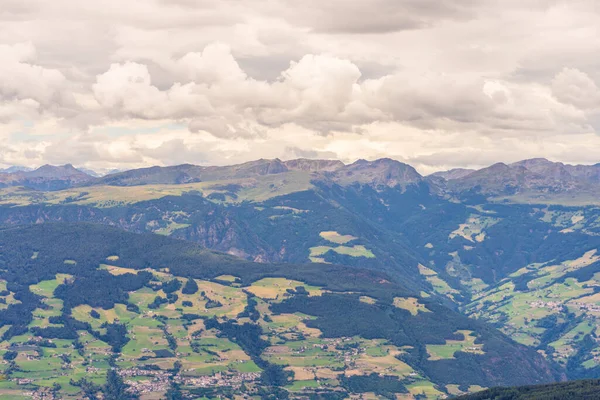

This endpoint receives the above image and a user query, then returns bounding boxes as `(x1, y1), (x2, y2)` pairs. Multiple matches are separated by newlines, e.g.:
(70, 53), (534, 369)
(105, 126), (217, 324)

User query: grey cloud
(139, 139), (207, 165)
(273, 0), (481, 34)
(1, 0), (600, 171)
(42, 134), (146, 166)
(188, 116), (260, 139)
(552, 68), (600, 110)
(283, 147), (338, 160)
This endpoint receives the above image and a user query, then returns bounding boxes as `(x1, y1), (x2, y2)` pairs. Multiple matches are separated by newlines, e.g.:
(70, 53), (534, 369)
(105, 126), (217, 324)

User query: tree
(51, 382), (62, 396)
(165, 383), (184, 400)
(182, 277), (199, 295)
(162, 279), (182, 294)
(260, 364), (293, 387)
(103, 369), (138, 400)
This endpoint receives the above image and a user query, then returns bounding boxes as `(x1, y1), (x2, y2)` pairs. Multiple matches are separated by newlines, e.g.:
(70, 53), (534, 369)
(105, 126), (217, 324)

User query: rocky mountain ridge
(3, 157), (600, 203)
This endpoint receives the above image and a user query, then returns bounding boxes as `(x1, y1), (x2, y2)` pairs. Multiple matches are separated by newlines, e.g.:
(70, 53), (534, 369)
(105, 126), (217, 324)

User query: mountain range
(2, 156), (600, 398)
(4, 157), (600, 203)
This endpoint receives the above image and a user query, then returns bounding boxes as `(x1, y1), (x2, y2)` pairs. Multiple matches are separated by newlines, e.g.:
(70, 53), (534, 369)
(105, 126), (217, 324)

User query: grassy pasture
(426, 330), (484, 360)
(100, 264), (139, 276)
(418, 264), (437, 276)
(421, 270), (460, 300)
(246, 278), (322, 300)
(359, 296), (377, 305)
(446, 384), (486, 397)
(0, 171), (314, 208)
(72, 304), (137, 327)
(1, 255), (511, 398)
(214, 275), (239, 282)
(406, 380), (446, 399)
(466, 250), (600, 358)
(29, 274), (72, 298)
(309, 244), (375, 262)
(393, 297), (430, 316)
(154, 222), (190, 236)
(449, 215), (499, 243)
(319, 231), (357, 244)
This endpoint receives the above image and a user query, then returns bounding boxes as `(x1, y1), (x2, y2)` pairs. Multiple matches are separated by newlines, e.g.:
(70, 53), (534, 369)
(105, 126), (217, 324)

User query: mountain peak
(235, 158), (288, 175)
(0, 165), (32, 174)
(283, 158), (344, 172)
(334, 158), (422, 187)
(486, 162), (510, 170)
(511, 158), (556, 168)
(31, 164), (89, 177)
(429, 168), (476, 181)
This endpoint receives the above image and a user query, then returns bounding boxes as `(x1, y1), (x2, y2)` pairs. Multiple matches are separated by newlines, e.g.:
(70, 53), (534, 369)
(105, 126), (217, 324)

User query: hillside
(0, 223), (560, 399)
(456, 379), (600, 400)
(5, 157), (600, 205)
(0, 164), (93, 191)
(441, 158), (600, 204)
(0, 158), (600, 383)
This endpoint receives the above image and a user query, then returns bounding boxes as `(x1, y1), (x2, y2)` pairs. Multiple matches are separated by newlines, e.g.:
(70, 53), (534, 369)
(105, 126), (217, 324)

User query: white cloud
(92, 62), (213, 119)
(1, 0), (600, 172)
(552, 68), (600, 110)
(0, 42), (68, 107)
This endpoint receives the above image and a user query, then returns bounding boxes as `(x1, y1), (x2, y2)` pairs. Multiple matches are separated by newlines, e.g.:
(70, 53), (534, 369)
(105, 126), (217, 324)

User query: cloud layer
(1, 0), (600, 174)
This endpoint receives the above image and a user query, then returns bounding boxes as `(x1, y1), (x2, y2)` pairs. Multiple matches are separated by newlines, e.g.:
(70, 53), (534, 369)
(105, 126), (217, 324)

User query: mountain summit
(0, 164), (93, 190)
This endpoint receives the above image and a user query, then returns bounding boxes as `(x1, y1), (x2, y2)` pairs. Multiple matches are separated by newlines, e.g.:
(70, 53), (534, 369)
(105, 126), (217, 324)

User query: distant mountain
(83, 158), (426, 190)
(429, 168), (475, 181)
(3, 157), (600, 200)
(77, 167), (103, 177)
(86, 156), (600, 200)
(438, 158), (600, 202)
(330, 158), (424, 188)
(0, 157), (599, 199)
(0, 166), (33, 174)
(92, 159), (293, 187)
(283, 158), (344, 172)
(0, 164), (94, 190)
(26, 164), (89, 179)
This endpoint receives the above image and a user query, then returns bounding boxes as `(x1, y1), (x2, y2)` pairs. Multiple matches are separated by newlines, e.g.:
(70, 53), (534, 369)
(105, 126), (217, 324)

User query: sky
(1, 0), (600, 174)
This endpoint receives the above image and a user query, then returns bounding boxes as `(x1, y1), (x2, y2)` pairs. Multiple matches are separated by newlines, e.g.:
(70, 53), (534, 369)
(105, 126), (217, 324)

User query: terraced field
(0, 223), (565, 398)
(1, 264), (456, 399)
(465, 250), (600, 370)
(309, 231), (376, 263)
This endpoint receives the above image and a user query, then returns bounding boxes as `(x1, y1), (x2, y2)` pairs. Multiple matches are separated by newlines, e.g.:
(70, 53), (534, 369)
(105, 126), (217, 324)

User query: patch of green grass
(426, 330), (484, 360)
(406, 380), (445, 398)
(393, 297), (430, 316)
(319, 231), (357, 244)
(286, 379), (320, 391)
(154, 222), (191, 236)
(309, 244), (375, 262)
(449, 215), (500, 243)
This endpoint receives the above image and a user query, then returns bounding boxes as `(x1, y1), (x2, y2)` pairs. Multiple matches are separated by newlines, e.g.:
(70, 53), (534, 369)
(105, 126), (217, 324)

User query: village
(119, 367), (260, 396)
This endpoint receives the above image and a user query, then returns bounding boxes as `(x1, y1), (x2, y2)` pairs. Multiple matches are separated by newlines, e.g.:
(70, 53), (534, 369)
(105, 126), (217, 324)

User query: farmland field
(1, 260), (455, 399)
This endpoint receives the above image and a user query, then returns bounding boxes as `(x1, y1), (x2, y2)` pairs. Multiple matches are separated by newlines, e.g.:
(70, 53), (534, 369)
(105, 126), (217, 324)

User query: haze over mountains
(4, 157), (600, 205)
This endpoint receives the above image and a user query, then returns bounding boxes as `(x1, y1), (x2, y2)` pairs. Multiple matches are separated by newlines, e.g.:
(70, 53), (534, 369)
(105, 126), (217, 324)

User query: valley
(2, 157), (600, 398)
(0, 223), (560, 399)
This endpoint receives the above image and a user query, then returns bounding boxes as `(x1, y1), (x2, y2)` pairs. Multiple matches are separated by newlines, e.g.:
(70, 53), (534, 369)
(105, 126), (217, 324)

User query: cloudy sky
(1, 0), (600, 174)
